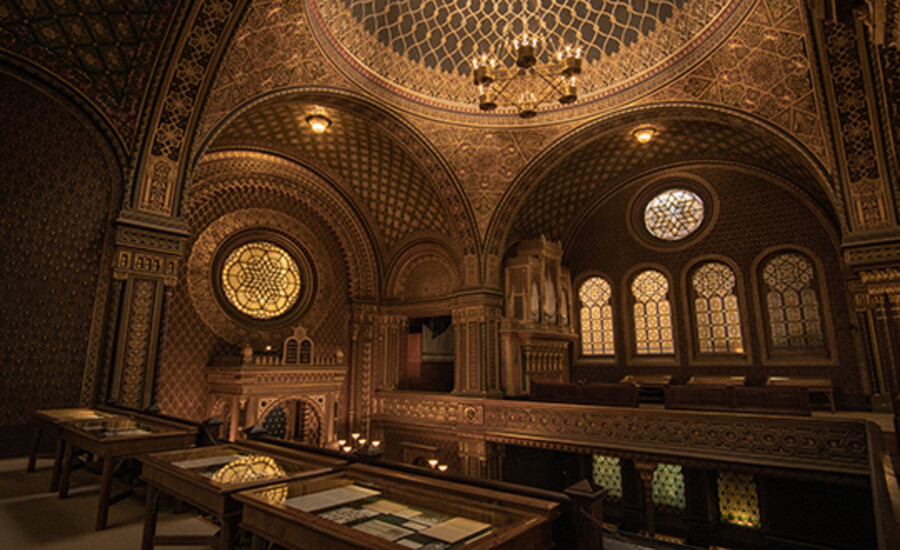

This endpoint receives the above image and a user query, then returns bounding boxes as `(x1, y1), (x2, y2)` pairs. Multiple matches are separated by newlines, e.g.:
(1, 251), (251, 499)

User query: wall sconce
(305, 106), (331, 134)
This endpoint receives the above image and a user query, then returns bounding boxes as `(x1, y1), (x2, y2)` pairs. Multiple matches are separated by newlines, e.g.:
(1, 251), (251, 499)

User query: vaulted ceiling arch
(191, 87), (479, 261)
(484, 103), (840, 282)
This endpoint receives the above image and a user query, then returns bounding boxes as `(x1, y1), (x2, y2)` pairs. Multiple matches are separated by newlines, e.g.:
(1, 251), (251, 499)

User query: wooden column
(458, 435), (502, 480)
(634, 460), (658, 536)
(348, 303), (377, 435)
(376, 314), (407, 391)
(451, 290), (503, 397)
(107, 218), (185, 409)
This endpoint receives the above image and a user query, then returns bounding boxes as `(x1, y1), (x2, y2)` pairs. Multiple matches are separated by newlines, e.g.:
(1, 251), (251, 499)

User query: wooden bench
(619, 374), (673, 403)
(530, 381), (639, 407)
(665, 385), (811, 416)
(686, 375), (747, 387)
(766, 376), (835, 413)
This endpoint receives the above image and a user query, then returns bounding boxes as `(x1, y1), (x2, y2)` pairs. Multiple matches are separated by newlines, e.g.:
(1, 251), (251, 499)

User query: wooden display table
(28, 408), (116, 491)
(619, 374), (673, 402)
(234, 463), (559, 550)
(766, 376), (835, 412)
(56, 412), (197, 530)
(140, 440), (346, 550)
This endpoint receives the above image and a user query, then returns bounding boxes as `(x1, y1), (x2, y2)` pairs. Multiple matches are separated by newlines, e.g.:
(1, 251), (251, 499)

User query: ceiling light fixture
(472, 2), (581, 118)
(633, 126), (657, 144)
(305, 106), (331, 134)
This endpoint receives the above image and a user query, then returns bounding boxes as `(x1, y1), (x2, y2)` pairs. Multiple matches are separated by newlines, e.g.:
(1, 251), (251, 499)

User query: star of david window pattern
(643, 189), (704, 241)
(717, 472), (762, 529)
(221, 241), (302, 320)
(591, 455), (622, 500)
(762, 253), (824, 350)
(579, 277), (615, 356)
(692, 262), (744, 353)
(652, 464), (686, 511)
(632, 270), (674, 354)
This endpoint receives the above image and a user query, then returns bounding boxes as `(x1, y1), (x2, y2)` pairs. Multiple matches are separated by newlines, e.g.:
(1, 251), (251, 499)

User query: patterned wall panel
(646, 0), (829, 166)
(194, 0), (344, 151)
(824, 18), (891, 229)
(502, 113), (832, 249)
(214, 101), (453, 249)
(0, 0), (176, 139)
(565, 166), (859, 395)
(156, 179), (350, 421)
(0, 72), (118, 427)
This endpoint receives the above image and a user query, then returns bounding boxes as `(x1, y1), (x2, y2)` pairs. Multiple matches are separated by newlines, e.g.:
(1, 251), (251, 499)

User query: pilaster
(451, 290), (503, 397)
(107, 216), (187, 409)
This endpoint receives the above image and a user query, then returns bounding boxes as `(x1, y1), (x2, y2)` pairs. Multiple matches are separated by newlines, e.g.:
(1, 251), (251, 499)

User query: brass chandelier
(471, 4), (582, 118)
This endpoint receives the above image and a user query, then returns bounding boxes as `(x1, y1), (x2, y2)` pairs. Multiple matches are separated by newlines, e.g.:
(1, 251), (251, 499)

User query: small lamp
(632, 126), (657, 144)
(305, 107), (331, 134)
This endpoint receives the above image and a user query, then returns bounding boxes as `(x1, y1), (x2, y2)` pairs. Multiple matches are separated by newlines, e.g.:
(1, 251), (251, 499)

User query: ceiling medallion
(472, 2), (582, 118)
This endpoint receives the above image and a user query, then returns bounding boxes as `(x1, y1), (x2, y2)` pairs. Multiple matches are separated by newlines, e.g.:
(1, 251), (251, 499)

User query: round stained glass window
(221, 241), (301, 319)
(643, 189), (705, 241)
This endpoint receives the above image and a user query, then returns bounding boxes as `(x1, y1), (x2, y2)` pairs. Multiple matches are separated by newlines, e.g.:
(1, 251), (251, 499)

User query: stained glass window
(652, 464), (686, 511)
(579, 277), (615, 355)
(692, 262), (744, 353)
(632, 270), (674, 354)
(644, 188), (704, 241)
(262, 405), (287, 439)
(591, 455), (623, 499)
(717, 472), (762, 529)
(762, 253), (824, 350)
(221, 241), (302, 320)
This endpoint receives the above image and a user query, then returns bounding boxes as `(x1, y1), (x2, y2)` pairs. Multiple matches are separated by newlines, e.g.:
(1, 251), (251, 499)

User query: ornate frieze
(374, 392), (872, 474)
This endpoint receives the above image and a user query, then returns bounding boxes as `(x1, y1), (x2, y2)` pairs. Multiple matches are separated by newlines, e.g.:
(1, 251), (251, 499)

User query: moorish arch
(190, 87), (480, 265)
(483, 103), (840, 285)
(190, 150), (380, 301)
(384, 233), (464, 303)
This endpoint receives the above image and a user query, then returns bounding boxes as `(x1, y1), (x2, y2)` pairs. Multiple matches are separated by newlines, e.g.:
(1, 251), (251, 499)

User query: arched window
(632, 270), (674, 354)
(579, 277), (615, 355)
(761, 253), (824, 350)
(691, 262), (744, 353)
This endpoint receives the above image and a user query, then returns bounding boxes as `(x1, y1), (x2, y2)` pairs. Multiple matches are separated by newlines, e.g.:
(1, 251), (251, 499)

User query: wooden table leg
(220, 516), (237, 550)
(95, 457), (115, 530)
(27, 428), (41, 473)
(58, 441), (73, 499)
(141, 484), (159, 550)
(251, 533), (265, 550)
(50, 437), (65, 492)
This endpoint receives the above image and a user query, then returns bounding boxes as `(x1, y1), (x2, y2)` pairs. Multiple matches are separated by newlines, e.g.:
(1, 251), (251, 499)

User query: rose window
(221, 241), (302, 319)
(643, 188), (705, 241)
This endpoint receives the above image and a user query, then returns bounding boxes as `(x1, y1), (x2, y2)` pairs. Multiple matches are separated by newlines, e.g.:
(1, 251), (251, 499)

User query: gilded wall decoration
(0, 72), (118, 428)
(120, 279), (156, 408)
(212, 101), (455, 249)
(186, 207), (347, 351)
(386, 242), (462, 301)
(488, 108), (833, 261)
(191, 150), (379, 298)
(139, 0), (238, 214)
(0, 0), (176, 139)
(308, 0), (753, 125)
(194, 0), (347, 153)
(645, 0), (829, 167)
(420, 122), (572, 237)
(825, 18), (892, 230)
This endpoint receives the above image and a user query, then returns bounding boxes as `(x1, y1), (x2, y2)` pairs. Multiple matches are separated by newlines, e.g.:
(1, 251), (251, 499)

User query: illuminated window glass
(644, 188), (704, 241)
(692, 262), (744, 353)
(717, 472), (762, 529)
(221, 241), (301, 319)
(762, 253), (824, 350)
(591, 455), (622, 499)
(579, 277), (615, 355)
(632, 270), (674, 355)
(652, 464), (686, 511)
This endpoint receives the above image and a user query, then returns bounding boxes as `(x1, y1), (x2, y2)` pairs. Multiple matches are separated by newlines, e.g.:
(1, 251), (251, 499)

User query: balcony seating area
(529, 374), (834, 416)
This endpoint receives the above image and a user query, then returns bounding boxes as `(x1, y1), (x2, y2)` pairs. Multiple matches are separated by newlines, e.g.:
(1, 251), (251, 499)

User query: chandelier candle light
(472, 17), (582, 117)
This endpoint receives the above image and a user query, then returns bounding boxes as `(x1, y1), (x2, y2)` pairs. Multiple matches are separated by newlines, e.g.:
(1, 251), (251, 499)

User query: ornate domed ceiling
(308, 0), (754, 124)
